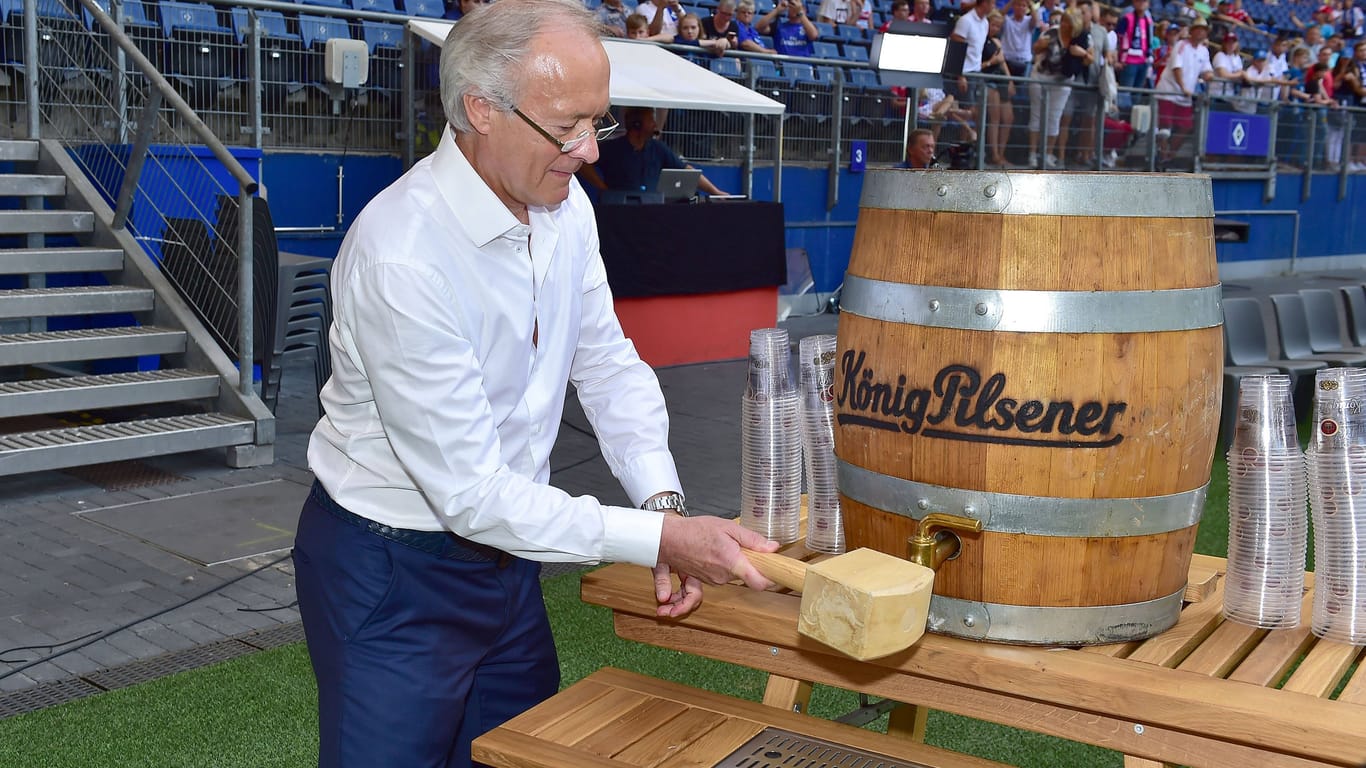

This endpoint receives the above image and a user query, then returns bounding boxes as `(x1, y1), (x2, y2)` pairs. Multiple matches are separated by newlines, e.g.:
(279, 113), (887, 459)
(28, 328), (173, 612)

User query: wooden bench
(472, 667), (1009, 768)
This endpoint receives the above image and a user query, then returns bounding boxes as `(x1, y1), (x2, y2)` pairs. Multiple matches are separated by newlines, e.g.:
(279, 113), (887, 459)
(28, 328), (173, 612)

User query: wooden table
(580, 553), (1366, 768)
(471, 667), (1007, 768)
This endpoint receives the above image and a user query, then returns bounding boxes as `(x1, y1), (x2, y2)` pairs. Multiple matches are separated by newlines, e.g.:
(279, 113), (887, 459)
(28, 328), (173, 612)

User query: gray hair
(737, 0), (756, 11)
(717, 0), (737, 11)
(441, 0), (602, 134)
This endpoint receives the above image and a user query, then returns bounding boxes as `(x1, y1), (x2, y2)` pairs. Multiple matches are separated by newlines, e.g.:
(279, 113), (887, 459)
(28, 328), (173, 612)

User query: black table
(594, 201), (787, 299)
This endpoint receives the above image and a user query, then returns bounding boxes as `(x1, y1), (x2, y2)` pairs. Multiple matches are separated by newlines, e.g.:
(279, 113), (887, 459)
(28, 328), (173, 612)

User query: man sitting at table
(580, 106), (728, 196)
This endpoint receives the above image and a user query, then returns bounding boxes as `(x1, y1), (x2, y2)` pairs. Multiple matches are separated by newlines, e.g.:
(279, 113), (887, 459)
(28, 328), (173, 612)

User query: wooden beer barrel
(834, 171), (1221, 645)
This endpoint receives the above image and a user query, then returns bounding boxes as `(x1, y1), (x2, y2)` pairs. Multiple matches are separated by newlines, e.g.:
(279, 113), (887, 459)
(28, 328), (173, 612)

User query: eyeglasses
(510, 108), (618, 153)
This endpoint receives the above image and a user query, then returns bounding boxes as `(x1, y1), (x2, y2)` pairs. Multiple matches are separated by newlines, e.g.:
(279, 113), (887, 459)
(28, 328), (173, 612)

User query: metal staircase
(0, 138), (274, 476)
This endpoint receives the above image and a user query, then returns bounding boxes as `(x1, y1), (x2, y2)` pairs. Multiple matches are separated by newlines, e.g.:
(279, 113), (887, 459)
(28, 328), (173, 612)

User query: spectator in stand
(1341, 2), (1365, 39)
(878, 0), (910, 32)
(733, 1), (776, 53)
(757, 0), (819, 57)
(982, 11), (1017, 166)
(1176, 0), (1201, 25)
(583, 106), (728, 195)
(626, 11), (674, 41)
(916, 87), (977, 141)
(1116, 0), (1156, 111)
(675, 12), (731, 55)
(901, 128), (939, 168)
(1329, 51), (1363, 169)
(1054, 7), (1094, 168)
(1002, 0), (1035, 78)
(1242, 49), (1280, 110)
(951, 0), (992, 108)
(909, 0), (932, 24)
(638, 0), (683, 39)
(1277, 45), (1317, 168)
(1348, 40), (1366, 171)
(1151, 20), (1178, 83)
(702, 0), (740, 46)
(1036, 0), (1062, 31)
(1301, 22), (1327, 60)
(1211, 32), (1248, 104)
(1293, 5), (1339, 41)
(1062, 0), (1107, 167)
(817, 0), (863, 27)
(1268, 34), (1292, 99)
(1154, 17), (1212, 169)
(1027, 11), (1074, 168)
(1226, 0), (1254, 26)
(595, 0), (635, 37)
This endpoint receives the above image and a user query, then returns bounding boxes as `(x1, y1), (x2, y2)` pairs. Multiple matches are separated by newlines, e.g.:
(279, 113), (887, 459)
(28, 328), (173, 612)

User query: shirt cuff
(618, 449), (684, 508)
(601, 505), (667, 567)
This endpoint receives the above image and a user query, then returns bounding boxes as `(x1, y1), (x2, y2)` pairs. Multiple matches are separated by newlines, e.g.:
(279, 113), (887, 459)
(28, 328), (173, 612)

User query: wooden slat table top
(580, 555), (1366, 768)
(472, 667), (1009, 768)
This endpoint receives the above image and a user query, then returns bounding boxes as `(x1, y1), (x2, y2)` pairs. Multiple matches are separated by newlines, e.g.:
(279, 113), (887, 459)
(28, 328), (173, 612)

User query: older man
(901, 128), (938, 168)
(292, 1), (776, 766)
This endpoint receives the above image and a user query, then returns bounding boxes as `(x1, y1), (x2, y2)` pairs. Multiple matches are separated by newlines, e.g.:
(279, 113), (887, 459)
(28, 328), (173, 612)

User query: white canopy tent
(407, 19), (787, 196)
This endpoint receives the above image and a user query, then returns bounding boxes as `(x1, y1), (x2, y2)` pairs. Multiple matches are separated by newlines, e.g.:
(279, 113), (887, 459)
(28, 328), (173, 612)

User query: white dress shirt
(308, 126), (680, 568)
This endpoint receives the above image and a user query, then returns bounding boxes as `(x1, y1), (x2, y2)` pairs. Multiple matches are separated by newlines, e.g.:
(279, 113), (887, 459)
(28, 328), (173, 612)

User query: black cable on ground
(0, 551), (294, 683)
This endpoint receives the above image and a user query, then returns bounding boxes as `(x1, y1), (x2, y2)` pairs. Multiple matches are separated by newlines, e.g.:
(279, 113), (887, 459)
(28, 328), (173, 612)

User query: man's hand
(652, 514), (779, 618)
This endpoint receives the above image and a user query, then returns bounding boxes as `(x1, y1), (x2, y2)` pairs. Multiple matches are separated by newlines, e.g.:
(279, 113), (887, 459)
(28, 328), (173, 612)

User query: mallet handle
(743, 551), (809, 593)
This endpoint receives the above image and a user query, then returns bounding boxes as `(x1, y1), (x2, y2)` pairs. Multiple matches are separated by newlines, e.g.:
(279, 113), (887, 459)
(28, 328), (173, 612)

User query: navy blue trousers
(294, 484), (560, 768)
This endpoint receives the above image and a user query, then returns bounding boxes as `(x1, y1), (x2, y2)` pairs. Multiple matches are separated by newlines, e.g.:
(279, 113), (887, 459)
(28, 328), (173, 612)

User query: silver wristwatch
(641, 492), (688, 517)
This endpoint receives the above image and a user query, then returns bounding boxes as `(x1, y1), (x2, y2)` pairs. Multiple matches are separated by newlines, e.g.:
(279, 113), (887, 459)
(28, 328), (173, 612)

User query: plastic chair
(159, 0), (238, 109)
(230, 9), (306, 112)
(813, 41), (841, 60)
(402, 0), (446, 17)
(709, 56), (743, 80)
(1337, 285), (1366, 346)
(1269, 293), (1366, 367)
(842, 44), (870, 62)
(361, 21), (406, 109)
(349, 0), (399, 11)
(1222, 296), (1326, 410)
(1298, 288), (1366, 355)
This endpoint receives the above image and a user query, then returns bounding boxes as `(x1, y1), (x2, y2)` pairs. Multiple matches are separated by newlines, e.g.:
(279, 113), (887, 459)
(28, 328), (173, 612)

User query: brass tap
(907, 513), (984, 571)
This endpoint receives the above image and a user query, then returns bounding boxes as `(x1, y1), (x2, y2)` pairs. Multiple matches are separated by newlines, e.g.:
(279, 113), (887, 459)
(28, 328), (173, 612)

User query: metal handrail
(62, 0), (259, 398)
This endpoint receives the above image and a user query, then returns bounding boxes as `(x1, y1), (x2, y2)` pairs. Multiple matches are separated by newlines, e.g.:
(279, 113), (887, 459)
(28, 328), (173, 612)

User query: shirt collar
(430, 124), (526, 248)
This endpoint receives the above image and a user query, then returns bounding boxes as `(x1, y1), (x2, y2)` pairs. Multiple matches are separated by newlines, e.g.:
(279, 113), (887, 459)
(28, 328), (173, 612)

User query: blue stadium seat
(836, 23), (867, 42)
(360, 21), (404, 112)
(159, 0), (238, 109)
(351, 0), (400, 12)
(814, 20), (836, 40)
(813, 40), (840, 59)
(298, 12), (354, 97)
(1, 0), (82, 76)
(81, 0), (163, 72)
(230, 9), (306, 110)
(298, 0), (352, 9)
(709, 55), (743, 80)
(842, 42), (869, 61)
(403, 0), (446, 17)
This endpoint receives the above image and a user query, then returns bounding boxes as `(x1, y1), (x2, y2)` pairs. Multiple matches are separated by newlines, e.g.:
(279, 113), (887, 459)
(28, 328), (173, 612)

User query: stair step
(0, 369), (220, 418)
(0, 286), (155, 318)
(0, 174), (66, 197)
(0, 247), (123, 274)
(0, 413), (256, 476)
(0, 140), (39, 163)
(0, 326), (186, 366)
(0, 210), (94, 236)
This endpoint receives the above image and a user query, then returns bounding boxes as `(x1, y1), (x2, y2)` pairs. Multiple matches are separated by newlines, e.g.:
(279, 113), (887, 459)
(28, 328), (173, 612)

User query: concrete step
(0, 247), (123, 274)
(0, 174), (66, 197)
(0, 140), (39, 163)
(0, 369), (221, 418)
(0, 326), (187, 366)
(0, 210), (94, 236)
(0, 286), (155, 318)
(0, 413), (256, 476)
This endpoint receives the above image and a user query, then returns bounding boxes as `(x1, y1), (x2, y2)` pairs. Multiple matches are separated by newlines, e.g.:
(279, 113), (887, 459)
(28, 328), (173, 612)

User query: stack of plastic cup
(799, 334), (844, 554)
(1224, 374), (1308, 629)
(1306, 367), (1366, 645)
(741, 328), (802, 544)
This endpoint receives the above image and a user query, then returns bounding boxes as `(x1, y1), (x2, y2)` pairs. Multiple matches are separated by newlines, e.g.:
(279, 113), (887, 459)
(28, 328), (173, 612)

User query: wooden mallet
(743, 548), (936, 660)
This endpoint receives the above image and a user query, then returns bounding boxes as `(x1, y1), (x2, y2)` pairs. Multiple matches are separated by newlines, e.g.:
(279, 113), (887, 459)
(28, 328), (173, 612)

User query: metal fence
(6, 0), (1366, 186)
(10, 0), (260, 395)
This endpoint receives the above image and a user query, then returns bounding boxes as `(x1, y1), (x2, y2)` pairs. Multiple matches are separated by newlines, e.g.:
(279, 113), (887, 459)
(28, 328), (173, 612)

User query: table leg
(762, 674), (814, 714)
(887, 703), (930, 742)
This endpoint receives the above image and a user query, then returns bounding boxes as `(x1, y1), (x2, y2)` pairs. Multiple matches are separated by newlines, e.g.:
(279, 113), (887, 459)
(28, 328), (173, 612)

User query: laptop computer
(655, 168), (702, 202)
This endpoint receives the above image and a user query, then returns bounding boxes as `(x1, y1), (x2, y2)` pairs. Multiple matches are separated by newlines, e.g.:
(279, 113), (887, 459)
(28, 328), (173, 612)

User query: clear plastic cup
(1310, 368), (1366, 452)
(1223, 375), (1308, 630)
(799, 334), (842, 553)
(747, 328), (794, 399)
(741, 390), (802, 544)
(1306, 447), (1366, 645)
